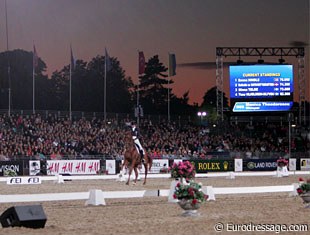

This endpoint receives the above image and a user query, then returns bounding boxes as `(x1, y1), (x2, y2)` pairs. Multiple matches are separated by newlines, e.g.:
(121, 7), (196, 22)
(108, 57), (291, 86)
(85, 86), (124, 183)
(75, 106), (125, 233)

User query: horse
(120, 131), (152, 185)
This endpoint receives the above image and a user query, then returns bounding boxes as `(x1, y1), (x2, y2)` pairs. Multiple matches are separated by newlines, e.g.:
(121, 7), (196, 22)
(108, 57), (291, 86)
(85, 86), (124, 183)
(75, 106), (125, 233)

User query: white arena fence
(1, 170), (310, 183)
(0, 171), (309, 205)
(0, 184), (301, 205)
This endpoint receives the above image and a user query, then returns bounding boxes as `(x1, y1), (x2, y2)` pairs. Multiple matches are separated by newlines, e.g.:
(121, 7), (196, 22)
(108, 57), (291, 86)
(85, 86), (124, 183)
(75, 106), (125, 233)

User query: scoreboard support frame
(215, 47), (305, 125)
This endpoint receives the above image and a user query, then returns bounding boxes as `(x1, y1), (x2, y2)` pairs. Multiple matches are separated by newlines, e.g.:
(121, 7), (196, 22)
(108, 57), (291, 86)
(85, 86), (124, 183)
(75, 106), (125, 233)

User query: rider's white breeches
(133, 138), (145, 155)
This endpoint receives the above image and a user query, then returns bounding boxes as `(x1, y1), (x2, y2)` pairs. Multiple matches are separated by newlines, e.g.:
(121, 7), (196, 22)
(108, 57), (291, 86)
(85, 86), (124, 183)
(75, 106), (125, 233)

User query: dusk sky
(0, 0), (309, 105)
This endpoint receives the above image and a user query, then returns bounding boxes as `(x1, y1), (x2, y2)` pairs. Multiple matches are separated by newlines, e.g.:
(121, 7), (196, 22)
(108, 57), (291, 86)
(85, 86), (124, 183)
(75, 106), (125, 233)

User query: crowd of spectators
(0, 113), (309, 161)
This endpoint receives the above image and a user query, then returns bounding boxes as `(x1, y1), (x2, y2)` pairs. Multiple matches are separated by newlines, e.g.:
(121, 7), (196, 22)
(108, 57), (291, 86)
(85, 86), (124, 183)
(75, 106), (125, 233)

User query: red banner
(138, 51), (145, 75)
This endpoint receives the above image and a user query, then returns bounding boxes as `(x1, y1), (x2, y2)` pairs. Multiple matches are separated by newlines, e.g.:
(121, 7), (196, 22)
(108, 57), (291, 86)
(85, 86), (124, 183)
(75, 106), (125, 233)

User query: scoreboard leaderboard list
(229, 65), (293, 112)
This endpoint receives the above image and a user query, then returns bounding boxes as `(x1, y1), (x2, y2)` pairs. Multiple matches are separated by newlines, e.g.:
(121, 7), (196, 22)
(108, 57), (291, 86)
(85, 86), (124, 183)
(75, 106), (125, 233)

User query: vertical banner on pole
(168, 54), (176, 77)
(289, 158), (296, 171)
(105, 160), (116, 174)
(138, 51), (145, 75)
(29, 160), (41, 176)
(300, 158), (310, 171)
(234, 158), (243, 172)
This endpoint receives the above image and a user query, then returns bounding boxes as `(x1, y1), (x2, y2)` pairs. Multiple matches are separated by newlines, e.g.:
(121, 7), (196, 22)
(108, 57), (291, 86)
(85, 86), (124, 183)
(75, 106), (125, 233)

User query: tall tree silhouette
(200, 86), (229, 120)
(139, 55), (170, 114)
(0, 49), (48, 110)
(170, 90), (197, 116)
(51, 54), (134, 112)
(0, 50), (198, 117)
(86, 55), (134, 113)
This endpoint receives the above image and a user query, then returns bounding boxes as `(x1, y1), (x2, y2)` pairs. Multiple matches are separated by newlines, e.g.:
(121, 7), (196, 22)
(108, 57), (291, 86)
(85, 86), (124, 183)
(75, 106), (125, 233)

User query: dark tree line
(0, 49), (229, 118)
(0, 49), (50, 110)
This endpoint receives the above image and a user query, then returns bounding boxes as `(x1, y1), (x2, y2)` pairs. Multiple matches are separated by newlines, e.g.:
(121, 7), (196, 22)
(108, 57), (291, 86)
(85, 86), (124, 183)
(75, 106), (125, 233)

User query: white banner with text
(46, 160), (100, 175)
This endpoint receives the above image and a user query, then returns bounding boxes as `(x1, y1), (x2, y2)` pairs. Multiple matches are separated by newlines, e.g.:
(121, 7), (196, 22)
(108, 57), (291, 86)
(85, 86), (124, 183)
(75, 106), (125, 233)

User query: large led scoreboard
(229, 65), (293, 112)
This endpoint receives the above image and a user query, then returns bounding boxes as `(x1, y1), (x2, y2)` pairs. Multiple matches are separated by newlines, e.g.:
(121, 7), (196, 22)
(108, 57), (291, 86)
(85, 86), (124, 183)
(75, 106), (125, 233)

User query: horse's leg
(126, 160), (136, 185)
(120, 161), (125, 176)
(126, 164), (132, 185)
(119, 159), (128, 179)
(133, 167), (138, 184)
(148, 156), (153, 171)
(143, 162), (148, 185)
(131, 158), (138, 185)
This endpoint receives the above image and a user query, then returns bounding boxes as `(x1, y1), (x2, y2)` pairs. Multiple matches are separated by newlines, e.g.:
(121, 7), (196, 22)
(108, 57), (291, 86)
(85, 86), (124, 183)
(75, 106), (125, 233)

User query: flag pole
(137, 51), (140, 126)
(32, 55), (35, 114)
(137, 84), (140, 126)
(5, 0), (11, 116)
(168, 75), (170, 123)
(168, 54), (170, 123)
(32, 47), (35, 114)
(104, 50), (107, 124)
(69, 47), (72, 121)
(167, 53), (176, 123)
(137, 51), (145, 126)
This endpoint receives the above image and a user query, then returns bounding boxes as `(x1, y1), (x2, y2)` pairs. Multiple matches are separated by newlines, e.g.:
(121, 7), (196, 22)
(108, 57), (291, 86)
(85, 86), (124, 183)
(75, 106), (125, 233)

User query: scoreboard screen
(229, 65), (293, 112)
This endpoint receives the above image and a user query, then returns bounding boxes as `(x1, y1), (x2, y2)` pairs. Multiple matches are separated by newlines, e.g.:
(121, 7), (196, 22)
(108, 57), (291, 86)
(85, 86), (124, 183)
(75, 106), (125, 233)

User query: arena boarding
(0, 171), (309, 205)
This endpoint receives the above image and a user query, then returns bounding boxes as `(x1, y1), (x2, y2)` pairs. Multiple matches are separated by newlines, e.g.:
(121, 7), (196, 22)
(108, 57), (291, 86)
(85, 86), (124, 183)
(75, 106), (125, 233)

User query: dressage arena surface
(0, 174), (310, 235)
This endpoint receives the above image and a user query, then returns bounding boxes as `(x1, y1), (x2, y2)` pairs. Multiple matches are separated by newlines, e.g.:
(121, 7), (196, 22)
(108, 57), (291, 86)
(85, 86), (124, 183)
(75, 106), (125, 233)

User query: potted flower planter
(178, 199), (201, 217)
(300, 192), (310, 204)
(297, 178), (310, 208)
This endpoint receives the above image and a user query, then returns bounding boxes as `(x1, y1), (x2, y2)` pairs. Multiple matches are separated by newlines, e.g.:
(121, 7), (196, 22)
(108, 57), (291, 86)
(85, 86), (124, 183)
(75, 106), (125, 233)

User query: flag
(168, 53), (176, 76)
(32, 44), (38, 114)
(70, 45), (76, 70)
(138, 51), (145, 75)
(105, 48), (112, 71)
(33, 45), (38, 69)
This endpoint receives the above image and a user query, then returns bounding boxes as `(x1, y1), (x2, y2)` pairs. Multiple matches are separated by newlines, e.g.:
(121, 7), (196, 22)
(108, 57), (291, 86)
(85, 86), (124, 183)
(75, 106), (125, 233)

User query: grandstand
(0, 109), (309, 176)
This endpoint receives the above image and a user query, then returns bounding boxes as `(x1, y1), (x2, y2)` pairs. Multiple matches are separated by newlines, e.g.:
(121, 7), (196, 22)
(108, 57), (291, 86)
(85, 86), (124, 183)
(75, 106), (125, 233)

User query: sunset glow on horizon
(0, 0), (308, 105)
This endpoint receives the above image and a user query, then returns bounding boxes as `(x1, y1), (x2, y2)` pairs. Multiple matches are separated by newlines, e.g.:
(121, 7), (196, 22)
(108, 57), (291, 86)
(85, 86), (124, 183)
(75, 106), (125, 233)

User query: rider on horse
(127, 121), (145, 163)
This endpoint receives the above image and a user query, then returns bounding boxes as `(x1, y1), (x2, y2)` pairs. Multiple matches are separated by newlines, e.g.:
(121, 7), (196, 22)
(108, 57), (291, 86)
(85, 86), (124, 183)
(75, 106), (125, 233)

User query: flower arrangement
(169, 161), (195, 180)
(173, 181), (208, 205)
(159, 168), (169, 173)
(296, 178), (310, 195)
(277, 158), (288, 167)
(159, 164), (169, 173)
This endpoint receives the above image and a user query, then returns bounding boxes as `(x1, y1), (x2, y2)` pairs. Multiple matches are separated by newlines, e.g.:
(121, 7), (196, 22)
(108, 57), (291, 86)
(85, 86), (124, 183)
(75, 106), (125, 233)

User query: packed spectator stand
(0, 112), (309, 161)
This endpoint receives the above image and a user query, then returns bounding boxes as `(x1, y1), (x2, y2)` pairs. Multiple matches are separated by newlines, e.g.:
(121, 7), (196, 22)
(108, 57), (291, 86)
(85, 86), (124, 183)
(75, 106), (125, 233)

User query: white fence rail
(0, 171), (307, 204)
(0, 185), (299, 204)
(1, 170), (310, 183)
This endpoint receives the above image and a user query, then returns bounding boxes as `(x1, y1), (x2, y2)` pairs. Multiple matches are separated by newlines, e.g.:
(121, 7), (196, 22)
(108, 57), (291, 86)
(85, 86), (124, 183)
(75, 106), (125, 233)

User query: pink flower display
(170, 161), (196, 180)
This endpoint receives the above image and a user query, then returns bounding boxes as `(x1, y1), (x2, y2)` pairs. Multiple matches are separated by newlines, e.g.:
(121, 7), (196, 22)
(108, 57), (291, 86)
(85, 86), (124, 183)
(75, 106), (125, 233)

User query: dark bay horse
(120, 132), (152, 185)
